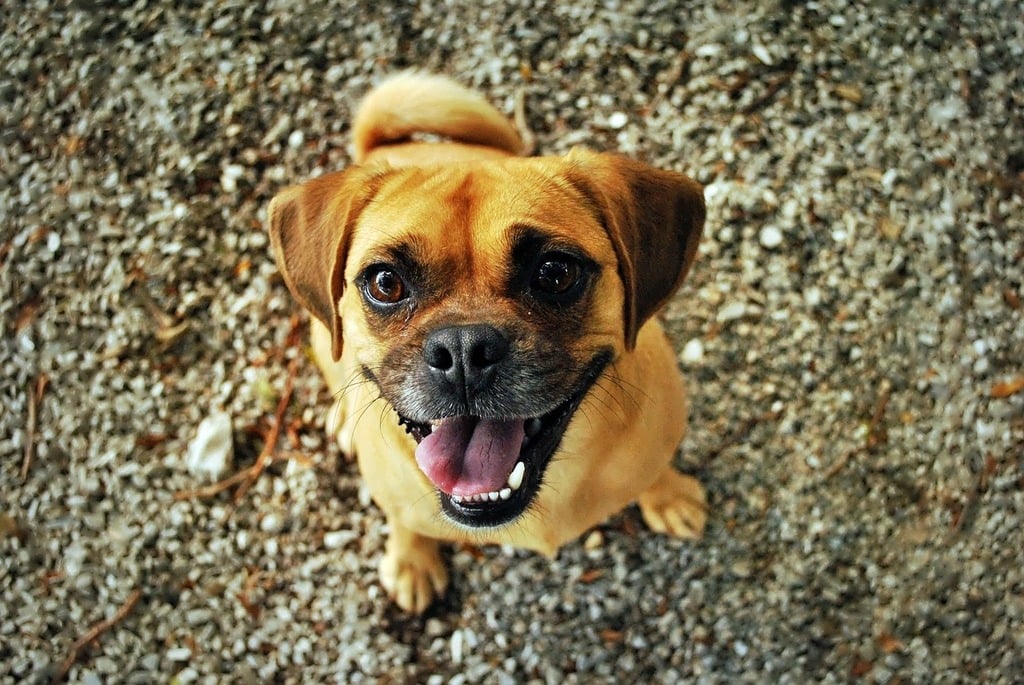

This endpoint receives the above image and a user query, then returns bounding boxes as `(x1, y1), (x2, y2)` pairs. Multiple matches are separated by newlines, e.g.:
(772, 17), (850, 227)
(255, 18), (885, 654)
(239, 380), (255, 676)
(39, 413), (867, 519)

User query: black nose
(423, 324), (510, 399)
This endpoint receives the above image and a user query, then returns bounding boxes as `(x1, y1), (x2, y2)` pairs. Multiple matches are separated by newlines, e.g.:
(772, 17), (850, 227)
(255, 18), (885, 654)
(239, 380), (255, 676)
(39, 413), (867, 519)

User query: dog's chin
(396, 352), (612, 529)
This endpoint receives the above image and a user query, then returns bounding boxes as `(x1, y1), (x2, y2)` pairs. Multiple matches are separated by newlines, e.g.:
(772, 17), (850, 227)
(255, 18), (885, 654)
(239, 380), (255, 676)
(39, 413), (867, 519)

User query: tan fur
(270, 73), (707, 614)
(352, 72), (523, 162)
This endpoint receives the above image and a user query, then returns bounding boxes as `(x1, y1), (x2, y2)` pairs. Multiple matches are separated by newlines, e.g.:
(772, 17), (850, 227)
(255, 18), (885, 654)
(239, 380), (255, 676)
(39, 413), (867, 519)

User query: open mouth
(397, 353), (610, 528)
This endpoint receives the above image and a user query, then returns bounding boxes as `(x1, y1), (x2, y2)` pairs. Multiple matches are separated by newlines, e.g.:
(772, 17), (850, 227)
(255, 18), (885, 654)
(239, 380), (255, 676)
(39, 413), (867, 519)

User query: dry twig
(21, 374), (49, 481)
(222, 356), (299, 520)
(741, 68), (795, 115)
(52, 588), (142, 683)
(172, 357), (300, 523)
(705, 409), (782, 463)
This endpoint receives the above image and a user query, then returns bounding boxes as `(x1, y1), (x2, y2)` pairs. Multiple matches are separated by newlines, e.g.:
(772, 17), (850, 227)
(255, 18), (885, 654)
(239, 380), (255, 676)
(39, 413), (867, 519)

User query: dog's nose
(423, 324), (510, 397)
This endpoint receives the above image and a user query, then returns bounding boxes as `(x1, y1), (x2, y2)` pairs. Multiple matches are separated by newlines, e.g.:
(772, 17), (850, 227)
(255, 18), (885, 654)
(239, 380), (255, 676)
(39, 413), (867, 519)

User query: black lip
(398, 351), (612, 528)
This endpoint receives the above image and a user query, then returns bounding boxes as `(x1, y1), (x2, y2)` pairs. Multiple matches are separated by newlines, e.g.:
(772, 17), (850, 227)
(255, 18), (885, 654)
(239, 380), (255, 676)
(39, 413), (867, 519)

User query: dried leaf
(236, 590), (261, 620)
(991, 376), (1024, 398)
(835, 84), (863, 104)
(155, 319), (190, 344)
(0, 513), (22, 540)
(136, 433), (170, 449)
(877, 216), (901, 240)
(28, 226), (49, 243)
(64, 135), (85, 155)
(850, 657), (873, 677)
(1004, 288), (1022, 310)
(579, 569), (604, 584)
(877, 632), (904, 654)
(14, 295), (41, 333)
(234, 257), (252, 278)
(599, 629), (623, 643)
(286, 417), (302, 449)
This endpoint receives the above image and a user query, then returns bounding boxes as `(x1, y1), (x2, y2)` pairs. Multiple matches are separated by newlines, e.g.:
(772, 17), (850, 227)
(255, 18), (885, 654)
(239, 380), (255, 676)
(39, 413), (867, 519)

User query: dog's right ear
(563, 149), (705, 350)
(267, 167), (388, 361)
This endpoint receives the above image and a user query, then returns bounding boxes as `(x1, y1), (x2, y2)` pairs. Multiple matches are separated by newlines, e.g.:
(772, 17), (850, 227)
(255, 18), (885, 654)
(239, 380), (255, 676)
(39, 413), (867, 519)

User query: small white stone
(451, 629), (464, 664)
(680, 338), (705, 365)
(185, 411), (233, 480)
(759, 225), (783, 249)
(323, 530), (358, 549)
(220, 163), (245, 193)
(166, 647), (192, 662)
(607, 112), (629, 129)
(695, 43), (723, 58)
(717, 301), (747, 322)
(752, 44), (773, 65)
(288, 129), (305, 149)
(260, 513), (283, 534)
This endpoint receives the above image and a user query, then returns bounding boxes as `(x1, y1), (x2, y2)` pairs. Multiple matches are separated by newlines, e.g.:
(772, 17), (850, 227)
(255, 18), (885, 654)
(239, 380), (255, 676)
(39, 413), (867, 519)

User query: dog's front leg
(637, 468), (708, 540)
(378, 521), (449, 614)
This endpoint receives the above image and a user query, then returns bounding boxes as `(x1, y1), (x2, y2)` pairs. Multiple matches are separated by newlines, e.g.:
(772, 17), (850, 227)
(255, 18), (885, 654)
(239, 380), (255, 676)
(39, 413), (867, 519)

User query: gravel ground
(2, 1), (1023, 683)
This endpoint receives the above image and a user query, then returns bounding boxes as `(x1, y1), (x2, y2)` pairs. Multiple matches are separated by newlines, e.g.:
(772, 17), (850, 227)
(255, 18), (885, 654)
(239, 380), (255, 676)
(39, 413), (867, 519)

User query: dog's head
(268, 149), (704, 527)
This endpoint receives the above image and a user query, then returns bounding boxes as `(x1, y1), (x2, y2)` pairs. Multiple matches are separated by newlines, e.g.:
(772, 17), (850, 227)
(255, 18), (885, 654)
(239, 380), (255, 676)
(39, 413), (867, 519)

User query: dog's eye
(364, 267), (408, 305)
(531, 254), (583, 297)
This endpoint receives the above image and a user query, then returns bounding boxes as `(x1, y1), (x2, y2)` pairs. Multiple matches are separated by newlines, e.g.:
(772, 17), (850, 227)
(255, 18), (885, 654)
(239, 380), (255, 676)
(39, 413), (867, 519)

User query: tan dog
(268, 73), (707, 613)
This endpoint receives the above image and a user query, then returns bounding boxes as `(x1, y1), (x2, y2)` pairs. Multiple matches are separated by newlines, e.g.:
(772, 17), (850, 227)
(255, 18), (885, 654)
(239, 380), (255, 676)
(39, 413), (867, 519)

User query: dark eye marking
(508, 225), (596, 304)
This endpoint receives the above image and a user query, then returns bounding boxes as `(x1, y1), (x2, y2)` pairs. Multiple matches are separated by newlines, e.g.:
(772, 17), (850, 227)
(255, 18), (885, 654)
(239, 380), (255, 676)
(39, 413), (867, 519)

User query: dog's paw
(638, 469), (707, 540)
(379, 536), (449, 614)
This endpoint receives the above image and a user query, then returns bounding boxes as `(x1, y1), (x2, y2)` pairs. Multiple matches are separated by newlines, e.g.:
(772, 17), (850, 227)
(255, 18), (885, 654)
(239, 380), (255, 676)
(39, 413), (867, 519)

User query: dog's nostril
(425, 341), (455, 372)
(469, 338), (507, 370)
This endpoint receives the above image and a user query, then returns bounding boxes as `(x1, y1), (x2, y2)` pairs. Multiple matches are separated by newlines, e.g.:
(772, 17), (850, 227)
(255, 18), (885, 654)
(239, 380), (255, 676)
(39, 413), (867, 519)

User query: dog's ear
(564, 149), (705, 349)
(267, 167), (387, 360)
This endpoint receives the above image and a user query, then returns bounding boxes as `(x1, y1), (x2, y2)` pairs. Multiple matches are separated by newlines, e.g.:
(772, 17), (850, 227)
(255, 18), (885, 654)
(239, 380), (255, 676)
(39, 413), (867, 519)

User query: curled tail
(351, 72), (523, 162)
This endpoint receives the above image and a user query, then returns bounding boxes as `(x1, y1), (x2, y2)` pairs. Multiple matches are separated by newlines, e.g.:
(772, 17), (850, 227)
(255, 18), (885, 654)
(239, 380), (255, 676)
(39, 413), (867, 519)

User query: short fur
(268, 73), (708, 613)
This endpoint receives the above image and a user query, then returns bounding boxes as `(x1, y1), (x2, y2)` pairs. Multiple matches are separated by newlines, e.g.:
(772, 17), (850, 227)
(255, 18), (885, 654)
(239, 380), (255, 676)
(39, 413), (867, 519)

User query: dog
(267, 73), (707, 613)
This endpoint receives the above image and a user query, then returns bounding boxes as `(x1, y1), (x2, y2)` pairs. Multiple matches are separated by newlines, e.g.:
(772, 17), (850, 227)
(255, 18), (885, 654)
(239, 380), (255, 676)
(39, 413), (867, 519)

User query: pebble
(323, 529), (358, 549)
(680, 338), (705, 365)
(607, 112), (629, 129)
(759, 225), (783, 249)
(166, 647), (192, 662)
(717, 301), (747, 322)
(185, 411), (234, 480)
(259, 512), (284, 534)
(751, 44), (773, 65)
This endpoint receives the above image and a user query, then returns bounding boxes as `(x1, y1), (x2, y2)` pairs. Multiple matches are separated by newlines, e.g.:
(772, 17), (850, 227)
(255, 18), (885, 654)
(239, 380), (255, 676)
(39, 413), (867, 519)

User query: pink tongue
(414, 416), (525, 497)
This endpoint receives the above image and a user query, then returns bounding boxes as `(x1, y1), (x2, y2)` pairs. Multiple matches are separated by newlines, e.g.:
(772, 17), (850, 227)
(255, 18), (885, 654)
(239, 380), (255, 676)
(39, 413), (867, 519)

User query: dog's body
(269, 73), (707, 613)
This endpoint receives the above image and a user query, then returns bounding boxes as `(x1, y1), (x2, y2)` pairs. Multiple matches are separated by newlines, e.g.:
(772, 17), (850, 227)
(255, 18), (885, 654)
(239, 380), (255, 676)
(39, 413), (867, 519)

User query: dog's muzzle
(394, 326), (611, 528)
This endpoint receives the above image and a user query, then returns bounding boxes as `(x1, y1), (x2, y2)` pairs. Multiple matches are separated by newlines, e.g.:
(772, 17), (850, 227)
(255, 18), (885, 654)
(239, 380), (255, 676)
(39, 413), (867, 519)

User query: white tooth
(499, 488), (512, 500)
(451, 494), (462, 504)
(486, 491), (498, 501)
(507, 461), (525, 491)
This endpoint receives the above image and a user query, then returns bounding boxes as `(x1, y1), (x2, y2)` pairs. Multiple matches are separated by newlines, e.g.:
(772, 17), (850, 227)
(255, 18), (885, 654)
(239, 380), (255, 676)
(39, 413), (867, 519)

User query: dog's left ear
(564, 149), (705, 349)
(267, 167), (388, 360)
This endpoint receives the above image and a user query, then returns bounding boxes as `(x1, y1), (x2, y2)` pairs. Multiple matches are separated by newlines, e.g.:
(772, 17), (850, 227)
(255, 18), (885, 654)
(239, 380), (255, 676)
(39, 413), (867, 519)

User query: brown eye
(531, 254), (582, 296)
(365, 267), (407, 305)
